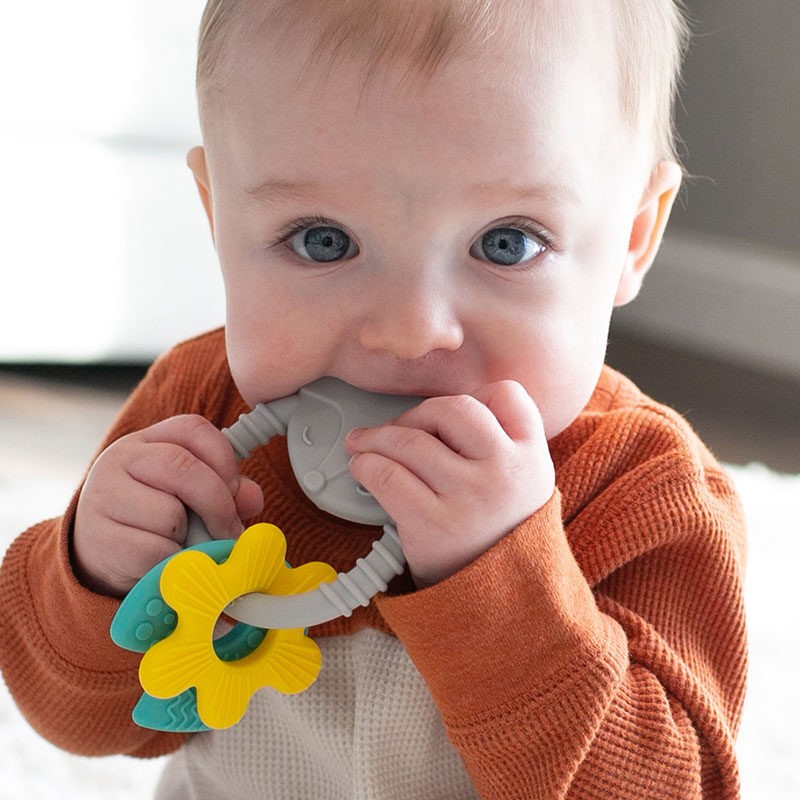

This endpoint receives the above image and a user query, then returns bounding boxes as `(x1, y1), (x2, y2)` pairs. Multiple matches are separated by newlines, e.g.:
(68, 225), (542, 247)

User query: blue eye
(472, 226), (545, 266)
(289, 225), (358, 263)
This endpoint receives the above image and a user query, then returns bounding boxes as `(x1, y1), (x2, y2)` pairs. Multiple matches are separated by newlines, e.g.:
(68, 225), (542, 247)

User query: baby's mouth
(332, 372), (472, 401)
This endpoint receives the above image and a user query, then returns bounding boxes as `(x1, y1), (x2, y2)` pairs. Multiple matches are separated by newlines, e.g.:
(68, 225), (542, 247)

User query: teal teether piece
(133, 689), (211, 733)
(130, 626), (270, 732)
(214, 623), (269, 660)
(112, 538), (275, 732)
(110, 539), (237, 653)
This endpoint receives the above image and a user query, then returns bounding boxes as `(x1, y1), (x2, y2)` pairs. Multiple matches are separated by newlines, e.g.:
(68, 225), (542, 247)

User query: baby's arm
(0, 332), (255, 757)
(374, 400), (747, 800)
(73, 415), (263, 597)
(346, 380), (555, 587)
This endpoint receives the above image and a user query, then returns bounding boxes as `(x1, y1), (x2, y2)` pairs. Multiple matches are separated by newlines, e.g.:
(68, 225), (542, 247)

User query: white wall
(0, 1), (223, 362)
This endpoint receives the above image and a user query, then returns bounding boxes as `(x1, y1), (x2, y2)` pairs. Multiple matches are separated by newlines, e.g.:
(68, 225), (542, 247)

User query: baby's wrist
(405, 485), (556, 589)
(405, 523), (517, 589)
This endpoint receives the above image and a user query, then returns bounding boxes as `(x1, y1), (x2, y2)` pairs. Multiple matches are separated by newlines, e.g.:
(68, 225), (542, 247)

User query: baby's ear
(187, 146), (215, 239)
(614, 160), (683, 306)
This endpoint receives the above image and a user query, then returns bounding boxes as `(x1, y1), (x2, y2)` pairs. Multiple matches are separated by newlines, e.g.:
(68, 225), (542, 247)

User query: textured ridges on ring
(317, 581), (355, 617)
(371, 529), (404, 575)
(354, 557), (388, 594)
(313, 524), (406, 619)
(337, 571), (371, 607)
(223, 404), (288, 459)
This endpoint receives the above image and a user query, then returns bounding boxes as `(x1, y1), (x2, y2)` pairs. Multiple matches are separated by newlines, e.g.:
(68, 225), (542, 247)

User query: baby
(0, 1), (747, 798)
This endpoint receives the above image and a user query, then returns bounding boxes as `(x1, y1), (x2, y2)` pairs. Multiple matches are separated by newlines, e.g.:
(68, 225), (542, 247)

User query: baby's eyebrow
(466, 180), (579, 209)
(242, 176), (579, 210)
(243, 178), (322, 204)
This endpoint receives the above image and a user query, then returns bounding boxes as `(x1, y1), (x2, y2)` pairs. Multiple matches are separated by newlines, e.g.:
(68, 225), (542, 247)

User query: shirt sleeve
(0, 498), (186, 757)
(0, 333), (235, 757)
(378, 416), (747, 800)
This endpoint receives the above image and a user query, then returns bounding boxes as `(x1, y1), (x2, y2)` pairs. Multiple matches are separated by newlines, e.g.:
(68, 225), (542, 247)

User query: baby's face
(196, 7), (667, 439)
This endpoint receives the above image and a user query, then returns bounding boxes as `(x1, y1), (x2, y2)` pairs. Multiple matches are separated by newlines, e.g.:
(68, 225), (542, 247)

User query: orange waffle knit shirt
(0, 328), (747, 799)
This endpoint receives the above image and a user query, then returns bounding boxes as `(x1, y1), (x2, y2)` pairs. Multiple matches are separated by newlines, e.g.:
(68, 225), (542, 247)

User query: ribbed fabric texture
(154, 631), (478, 799)
(0, 328), (747, 799)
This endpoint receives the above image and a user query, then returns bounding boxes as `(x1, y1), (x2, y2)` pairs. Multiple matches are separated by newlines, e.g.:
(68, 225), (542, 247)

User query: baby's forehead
(207, 0), (614, 93)
(228, 0), (499, 79)
(200, 0), (680, 163)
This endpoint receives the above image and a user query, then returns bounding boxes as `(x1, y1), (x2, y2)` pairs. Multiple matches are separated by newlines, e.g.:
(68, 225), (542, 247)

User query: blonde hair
(196, 0), (690, 163)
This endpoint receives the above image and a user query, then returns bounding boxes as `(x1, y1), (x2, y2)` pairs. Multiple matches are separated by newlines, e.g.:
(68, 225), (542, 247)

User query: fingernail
(347, 427), (366, 441)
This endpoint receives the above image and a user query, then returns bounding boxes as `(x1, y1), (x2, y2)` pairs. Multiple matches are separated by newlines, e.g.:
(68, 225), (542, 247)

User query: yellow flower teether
(138, 523), (337, 729)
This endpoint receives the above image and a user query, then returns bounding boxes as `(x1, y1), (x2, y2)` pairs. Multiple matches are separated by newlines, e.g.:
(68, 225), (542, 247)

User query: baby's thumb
(233, 476), (265, 523)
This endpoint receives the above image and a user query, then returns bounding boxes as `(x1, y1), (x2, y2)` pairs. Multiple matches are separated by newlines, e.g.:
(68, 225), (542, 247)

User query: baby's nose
(357, 280), (463, 360)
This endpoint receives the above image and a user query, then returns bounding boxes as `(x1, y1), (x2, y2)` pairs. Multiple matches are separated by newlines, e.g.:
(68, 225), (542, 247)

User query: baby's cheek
(522, 341), (606, 440)
(225, 326), (295, 406)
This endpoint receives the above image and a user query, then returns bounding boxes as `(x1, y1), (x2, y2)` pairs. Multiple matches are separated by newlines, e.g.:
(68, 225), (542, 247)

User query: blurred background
(0, 1), (798, 798)
(0, 0), (797, 471)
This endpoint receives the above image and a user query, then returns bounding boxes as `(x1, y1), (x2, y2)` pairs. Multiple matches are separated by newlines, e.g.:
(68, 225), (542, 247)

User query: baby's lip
(336, 368), (477, 400)
(351, 381), (431, 399)
(339, 377), (475, 400)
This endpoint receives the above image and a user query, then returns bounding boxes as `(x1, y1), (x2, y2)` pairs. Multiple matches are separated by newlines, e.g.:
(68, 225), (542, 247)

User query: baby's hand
(73, 415), (264, 597)
(346, 381), (554, 588)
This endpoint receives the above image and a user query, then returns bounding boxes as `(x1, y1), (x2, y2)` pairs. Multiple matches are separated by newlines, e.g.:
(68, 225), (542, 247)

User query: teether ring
(111, 378), (421, 731)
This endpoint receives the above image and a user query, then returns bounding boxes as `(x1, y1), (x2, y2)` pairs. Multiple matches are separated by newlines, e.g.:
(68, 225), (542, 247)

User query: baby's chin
(539, 386), (599, 442)
(541, 414), (580, 443)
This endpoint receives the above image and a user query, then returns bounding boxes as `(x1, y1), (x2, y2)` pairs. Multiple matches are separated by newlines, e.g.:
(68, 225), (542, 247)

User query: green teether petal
(132, 689), (211, 733)
(110, 540), (236, 653)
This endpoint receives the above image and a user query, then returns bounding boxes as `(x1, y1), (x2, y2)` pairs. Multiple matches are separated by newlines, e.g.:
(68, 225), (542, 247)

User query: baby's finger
(348, 450), (437, 526)
(126, 442), (244, 539)
(388, 394), (507, 461)
(234, 476), (265, 521)
(347, 422), (466, 493)
(102, 481), (189, 543)
(140, 415), (242, 494)
(469, 380), (545, 443)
